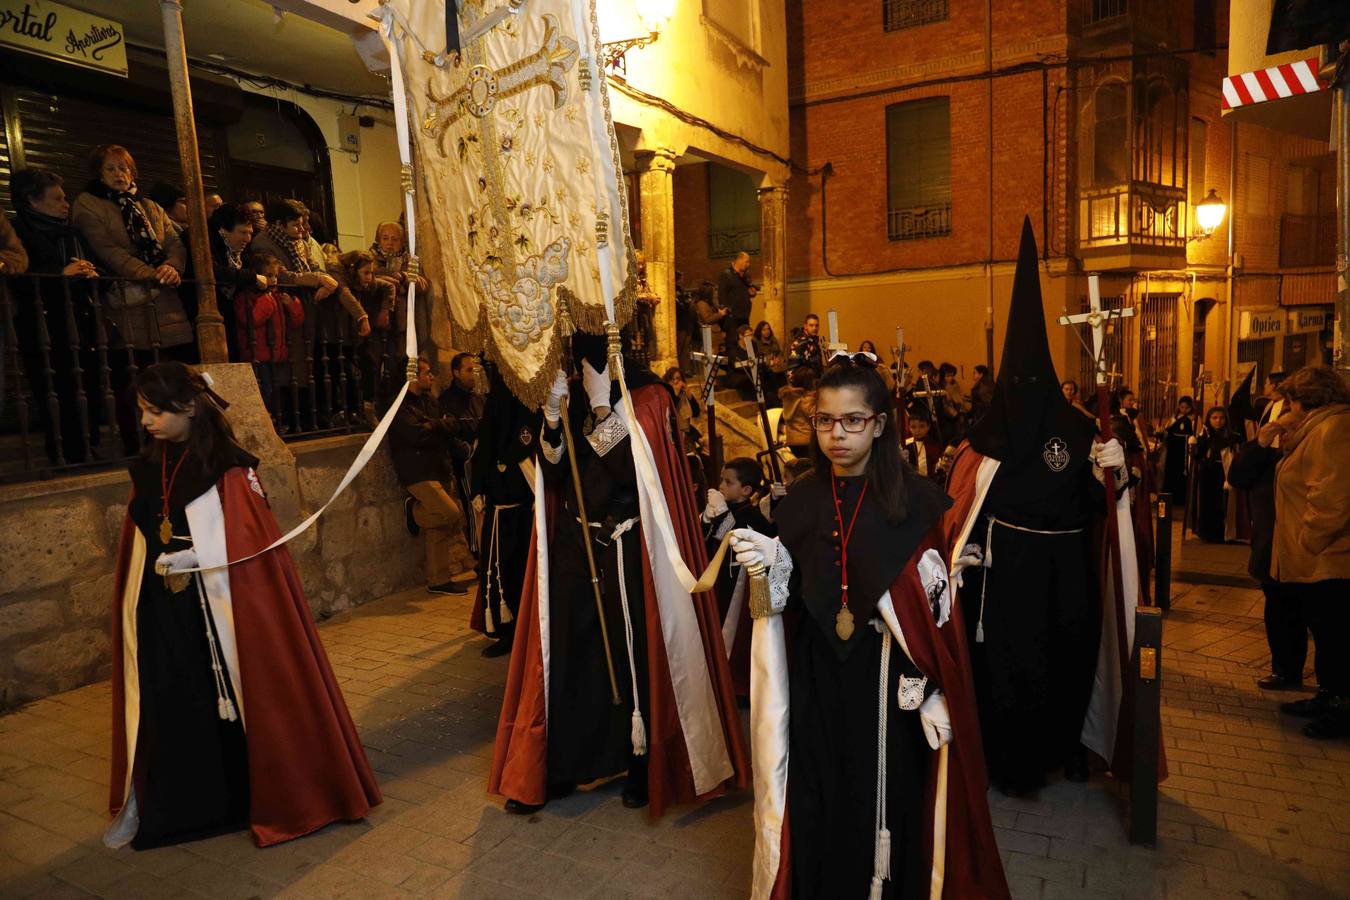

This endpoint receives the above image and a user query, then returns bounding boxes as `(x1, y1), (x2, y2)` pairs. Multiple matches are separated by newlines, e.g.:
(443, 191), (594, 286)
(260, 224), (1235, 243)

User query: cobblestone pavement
(1, 538), (1348, 899)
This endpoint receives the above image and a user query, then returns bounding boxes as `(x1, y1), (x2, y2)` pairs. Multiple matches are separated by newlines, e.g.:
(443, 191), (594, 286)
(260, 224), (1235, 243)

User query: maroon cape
(109, 468), (381, 846)
(489, 383), (750, 818)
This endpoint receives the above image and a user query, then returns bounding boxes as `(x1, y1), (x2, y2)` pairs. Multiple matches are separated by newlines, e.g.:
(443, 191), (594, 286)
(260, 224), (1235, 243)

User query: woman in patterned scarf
(71, 144), (194, 353)
(72, 144), (197, 454)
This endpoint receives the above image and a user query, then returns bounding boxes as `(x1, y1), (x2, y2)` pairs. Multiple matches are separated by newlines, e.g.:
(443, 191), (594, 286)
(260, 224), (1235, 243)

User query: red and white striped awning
(1222, 57), (1323, 110)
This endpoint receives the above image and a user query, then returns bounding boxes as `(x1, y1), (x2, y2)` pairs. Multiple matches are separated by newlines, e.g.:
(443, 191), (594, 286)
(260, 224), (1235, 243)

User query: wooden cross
(690, 325), (725, 476)
(690, 325), (724, 410)
(1057, 275), (1136, 389)
(892, 325), (911, 384)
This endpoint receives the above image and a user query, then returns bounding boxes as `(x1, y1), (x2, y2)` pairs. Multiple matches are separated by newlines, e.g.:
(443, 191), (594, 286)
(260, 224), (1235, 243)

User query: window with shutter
(707, 163), (760, 258)
(885, 96), (951, 241)
(1, 88), (224, 212)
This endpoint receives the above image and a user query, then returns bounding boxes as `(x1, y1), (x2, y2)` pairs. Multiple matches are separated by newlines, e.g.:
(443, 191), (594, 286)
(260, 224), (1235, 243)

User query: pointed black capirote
(967, 217), (1080, 465)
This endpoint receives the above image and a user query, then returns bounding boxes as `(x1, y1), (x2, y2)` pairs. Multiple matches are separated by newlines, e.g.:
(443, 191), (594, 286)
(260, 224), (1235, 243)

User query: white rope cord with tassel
(976, 515), (994, 643)
(610, 515), (647, 756)
(194, 572), (238, 723)
(871, 626), (893, 900)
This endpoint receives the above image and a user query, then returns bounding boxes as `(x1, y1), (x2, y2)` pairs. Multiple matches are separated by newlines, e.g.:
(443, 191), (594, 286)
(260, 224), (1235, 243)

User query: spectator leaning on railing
(337, 249), (396, 411)
(70, 144), (195, 356)
(370, 220), (429, 356)
(1269, 366), (1350, 740)
(204, 203), (267, 361)
(9, 168), (103, 464)
(234, 251), (304, 421)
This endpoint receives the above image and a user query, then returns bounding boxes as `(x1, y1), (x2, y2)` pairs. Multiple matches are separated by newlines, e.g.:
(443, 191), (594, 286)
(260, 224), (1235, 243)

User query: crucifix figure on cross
(1057, 275), (1136, 393)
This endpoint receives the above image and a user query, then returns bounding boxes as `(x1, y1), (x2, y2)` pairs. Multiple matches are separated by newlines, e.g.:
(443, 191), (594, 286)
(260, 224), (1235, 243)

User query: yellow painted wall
(599, 0), (790, 171)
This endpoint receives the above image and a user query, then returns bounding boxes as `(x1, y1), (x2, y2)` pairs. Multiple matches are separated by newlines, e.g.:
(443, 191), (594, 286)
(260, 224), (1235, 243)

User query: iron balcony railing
(1086, 0), (1127, 25)
(887, 203), (952, 241)
(1079, 181), (1187, 252)
(0, 273), (397, 483)
(883, 0), (948, 32)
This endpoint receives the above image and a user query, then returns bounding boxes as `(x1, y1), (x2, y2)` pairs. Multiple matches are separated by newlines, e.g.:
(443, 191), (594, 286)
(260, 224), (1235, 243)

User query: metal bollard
(1154, 492), (1173, 613)
(1130, 606), (1163, 846)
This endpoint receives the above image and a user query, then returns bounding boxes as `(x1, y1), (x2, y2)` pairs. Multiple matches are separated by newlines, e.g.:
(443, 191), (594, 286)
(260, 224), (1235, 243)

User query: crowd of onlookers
(0, 143), (425, 466)
(661, 295), (998, 485)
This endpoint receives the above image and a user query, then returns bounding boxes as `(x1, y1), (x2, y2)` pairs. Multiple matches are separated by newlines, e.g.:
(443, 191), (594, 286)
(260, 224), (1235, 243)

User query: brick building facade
(783, 0), (1336, 424)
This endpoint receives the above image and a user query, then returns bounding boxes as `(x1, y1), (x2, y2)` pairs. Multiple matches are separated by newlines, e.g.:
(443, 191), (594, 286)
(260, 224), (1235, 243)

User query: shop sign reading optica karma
(0, 1), (126, 77)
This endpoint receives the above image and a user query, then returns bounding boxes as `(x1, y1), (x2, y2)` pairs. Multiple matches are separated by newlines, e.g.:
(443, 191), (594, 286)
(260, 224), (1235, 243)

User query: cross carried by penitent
(1058, 275), (1136, 400)
(690, 324), (726, 476)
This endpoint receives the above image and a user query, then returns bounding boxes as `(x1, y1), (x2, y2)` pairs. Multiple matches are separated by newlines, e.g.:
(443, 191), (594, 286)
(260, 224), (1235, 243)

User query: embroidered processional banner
(382, 0), (636, 406)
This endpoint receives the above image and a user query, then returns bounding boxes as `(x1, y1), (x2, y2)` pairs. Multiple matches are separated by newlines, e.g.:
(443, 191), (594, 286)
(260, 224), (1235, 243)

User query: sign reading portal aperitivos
(0, 0), (127, 77)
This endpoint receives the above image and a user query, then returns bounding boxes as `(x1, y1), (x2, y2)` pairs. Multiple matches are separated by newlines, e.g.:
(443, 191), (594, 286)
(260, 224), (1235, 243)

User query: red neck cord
(830, 476), (869, 609)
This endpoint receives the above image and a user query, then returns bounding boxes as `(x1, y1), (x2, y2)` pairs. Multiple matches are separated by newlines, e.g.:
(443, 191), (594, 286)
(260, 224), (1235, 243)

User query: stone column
(634, 147), (679, 372)
(757, 180), (789, 342)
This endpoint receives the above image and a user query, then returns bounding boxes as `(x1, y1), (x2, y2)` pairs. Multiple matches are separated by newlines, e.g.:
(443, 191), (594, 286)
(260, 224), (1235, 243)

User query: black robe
(1190, 430), (1238, 543)
(470, 377), (540, 635)
(125, 443), (256, 848)
(1160, 414), (1195, 500)
(540, 400), (647, 788)
(776, 472), (949, 898)
(956, 457), (1104, 792)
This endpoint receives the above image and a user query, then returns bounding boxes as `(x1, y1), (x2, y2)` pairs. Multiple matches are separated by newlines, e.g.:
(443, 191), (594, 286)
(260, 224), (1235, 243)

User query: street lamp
(637, 0), (675, 33)
(1192, 189), (1227, 241)
(603, 0), (675, 73)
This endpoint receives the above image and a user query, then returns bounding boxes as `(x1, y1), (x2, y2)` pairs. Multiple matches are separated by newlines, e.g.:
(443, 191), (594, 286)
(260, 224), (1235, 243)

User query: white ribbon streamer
(169, 8), (422, 576)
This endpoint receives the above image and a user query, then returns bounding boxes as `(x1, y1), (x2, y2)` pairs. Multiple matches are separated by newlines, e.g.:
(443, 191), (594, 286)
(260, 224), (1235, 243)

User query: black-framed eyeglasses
(809, 413), (880, 433)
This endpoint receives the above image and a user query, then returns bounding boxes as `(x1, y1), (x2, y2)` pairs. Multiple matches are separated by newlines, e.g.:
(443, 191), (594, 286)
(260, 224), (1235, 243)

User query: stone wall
(0, 364), (469, 710)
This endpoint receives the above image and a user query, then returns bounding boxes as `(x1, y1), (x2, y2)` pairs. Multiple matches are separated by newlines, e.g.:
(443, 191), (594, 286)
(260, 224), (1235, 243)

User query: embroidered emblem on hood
(1042, 437), (1069, 472)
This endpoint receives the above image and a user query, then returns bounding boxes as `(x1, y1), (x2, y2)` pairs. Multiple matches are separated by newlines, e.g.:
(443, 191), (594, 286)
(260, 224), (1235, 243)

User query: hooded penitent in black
(955, 218), (1104, 792)
(469, 362), (541, 644)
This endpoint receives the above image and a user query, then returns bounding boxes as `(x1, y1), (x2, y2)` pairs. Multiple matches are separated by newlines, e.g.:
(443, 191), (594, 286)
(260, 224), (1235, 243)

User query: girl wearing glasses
(730, 358), (1007, 898)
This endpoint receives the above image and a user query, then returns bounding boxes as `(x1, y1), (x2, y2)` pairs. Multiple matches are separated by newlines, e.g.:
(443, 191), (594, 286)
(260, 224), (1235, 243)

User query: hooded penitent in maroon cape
(488, 375), (749, 817)
(748, 467), (1008, 900)
(107, 448), (380, 849)
(945, 218), (1161, 787)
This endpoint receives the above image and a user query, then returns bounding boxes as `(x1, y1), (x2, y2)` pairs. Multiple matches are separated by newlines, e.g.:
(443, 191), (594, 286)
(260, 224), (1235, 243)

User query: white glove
(154, 548), (199, 576)
(919, 691), (952, 750)
(544, 369), (568, 426)
(1091, 437), (1126, 471)
(770, 482), (787, 500)
(703, 488), (729, 521)
(952, 542), (984, 588)
(731, 528), (778, 569)
(582, 359), (611, 413)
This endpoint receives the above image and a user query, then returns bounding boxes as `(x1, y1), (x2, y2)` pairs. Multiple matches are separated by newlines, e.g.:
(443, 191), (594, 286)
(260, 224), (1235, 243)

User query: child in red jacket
(235, 252), (304, 416)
